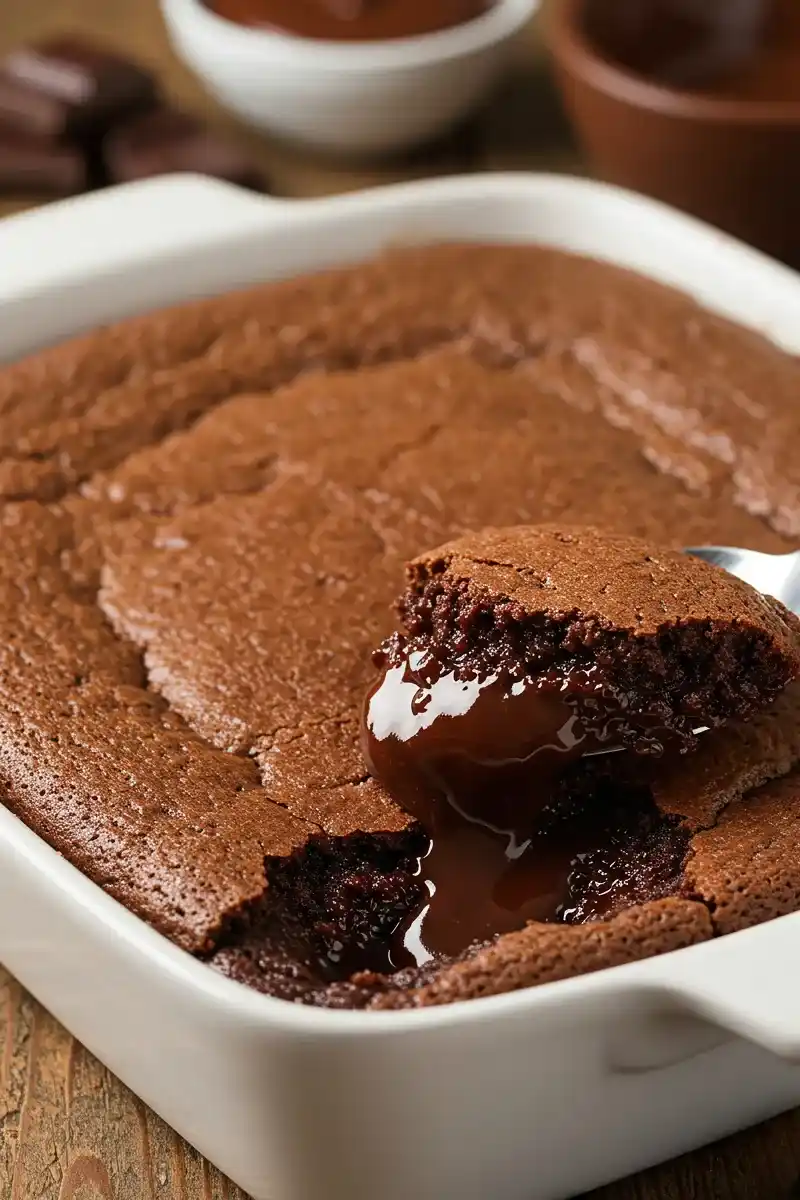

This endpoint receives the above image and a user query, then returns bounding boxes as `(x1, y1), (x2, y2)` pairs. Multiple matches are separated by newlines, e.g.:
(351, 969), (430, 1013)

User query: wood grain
(0, 2), (798, 1197)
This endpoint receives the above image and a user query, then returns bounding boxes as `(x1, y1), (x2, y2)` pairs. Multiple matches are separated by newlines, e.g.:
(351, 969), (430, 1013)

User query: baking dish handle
(647, 914), (800, 1060)
(0, 174), (291, 303)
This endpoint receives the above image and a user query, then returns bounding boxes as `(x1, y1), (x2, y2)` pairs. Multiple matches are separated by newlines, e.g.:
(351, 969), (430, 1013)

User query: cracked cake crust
(2, 244), (800, 1005)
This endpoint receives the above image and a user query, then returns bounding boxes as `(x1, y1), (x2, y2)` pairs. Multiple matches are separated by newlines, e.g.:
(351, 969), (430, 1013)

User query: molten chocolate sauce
(362, 643), (680, 967)
(207, 0), (491, 41)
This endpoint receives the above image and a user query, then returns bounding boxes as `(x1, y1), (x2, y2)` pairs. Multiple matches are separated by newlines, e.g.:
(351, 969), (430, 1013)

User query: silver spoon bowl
(686, 545), (800, 614)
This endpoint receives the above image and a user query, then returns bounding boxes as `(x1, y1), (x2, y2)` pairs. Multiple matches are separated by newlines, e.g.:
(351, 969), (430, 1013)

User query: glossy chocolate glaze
(362, 638), (684, 965)
(206, 0), (491, 40)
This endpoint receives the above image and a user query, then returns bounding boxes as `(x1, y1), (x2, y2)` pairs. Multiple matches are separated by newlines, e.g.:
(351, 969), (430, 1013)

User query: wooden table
(1, 3), (800, 1197)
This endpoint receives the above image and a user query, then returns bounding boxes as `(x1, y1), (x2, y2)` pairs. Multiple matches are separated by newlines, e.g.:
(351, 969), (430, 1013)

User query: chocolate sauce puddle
(362, 642), (689, 969)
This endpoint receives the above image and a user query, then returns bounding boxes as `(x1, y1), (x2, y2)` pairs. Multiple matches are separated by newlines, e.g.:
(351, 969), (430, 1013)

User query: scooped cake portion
(372, 523), (800, 769)
(3, 242), (800, 1010)
(361, 525), (800, 972)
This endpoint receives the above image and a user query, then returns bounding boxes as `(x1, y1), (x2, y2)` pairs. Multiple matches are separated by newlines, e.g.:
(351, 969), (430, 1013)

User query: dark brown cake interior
(212, 774), (691, 1006)
(395, 526), (800, 740)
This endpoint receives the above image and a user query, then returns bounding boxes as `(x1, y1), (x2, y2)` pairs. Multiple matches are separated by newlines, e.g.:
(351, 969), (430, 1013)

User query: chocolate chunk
(103, 108), (266, 191)
(0, 126), (86, 195)
(0, 38), (158, 141)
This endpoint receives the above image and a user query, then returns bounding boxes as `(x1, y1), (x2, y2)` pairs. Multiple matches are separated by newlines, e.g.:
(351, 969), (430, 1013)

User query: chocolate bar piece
(0, 126), (86, 195)
(104, 108), (266, 191)
(0, 38), (158, 141)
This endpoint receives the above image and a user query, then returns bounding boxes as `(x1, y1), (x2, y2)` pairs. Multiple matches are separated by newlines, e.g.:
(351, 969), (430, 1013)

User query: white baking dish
(2, 173), (800, 1200)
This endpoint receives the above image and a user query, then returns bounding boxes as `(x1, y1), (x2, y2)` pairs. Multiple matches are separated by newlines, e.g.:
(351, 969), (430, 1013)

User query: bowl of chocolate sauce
(160, 0), (538, 156)
(547, 0), (800, 266)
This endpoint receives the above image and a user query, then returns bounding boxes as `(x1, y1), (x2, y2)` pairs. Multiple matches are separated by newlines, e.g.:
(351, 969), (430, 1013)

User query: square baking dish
(2, 173), (800, 1200)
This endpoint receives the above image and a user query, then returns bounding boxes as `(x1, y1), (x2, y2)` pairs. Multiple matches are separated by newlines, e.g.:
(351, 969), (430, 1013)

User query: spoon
(685, 545), (800, 614)
(585, 545), (800, 756)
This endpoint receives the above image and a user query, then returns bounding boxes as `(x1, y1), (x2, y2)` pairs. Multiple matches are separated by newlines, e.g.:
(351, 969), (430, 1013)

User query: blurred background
(0, 1), (577, 213)
(0, 0), (796, 263)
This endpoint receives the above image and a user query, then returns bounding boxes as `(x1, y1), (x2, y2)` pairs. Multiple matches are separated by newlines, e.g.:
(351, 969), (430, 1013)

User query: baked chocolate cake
(2, 242), (800, 1009)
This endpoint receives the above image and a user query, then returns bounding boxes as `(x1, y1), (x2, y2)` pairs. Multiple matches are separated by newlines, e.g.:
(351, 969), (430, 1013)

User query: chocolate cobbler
(2, 243), (800, 1010)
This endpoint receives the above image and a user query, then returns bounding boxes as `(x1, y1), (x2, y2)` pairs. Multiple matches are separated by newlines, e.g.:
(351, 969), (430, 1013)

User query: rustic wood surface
(1, 2), (799, 1197)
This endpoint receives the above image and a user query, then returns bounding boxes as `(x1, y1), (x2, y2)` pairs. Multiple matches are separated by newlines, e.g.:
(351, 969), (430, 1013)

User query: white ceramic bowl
(160, 0), (539, 156)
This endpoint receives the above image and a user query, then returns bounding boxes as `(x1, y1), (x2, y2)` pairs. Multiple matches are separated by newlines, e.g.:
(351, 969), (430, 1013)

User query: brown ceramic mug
(545, 0), (800, 266)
